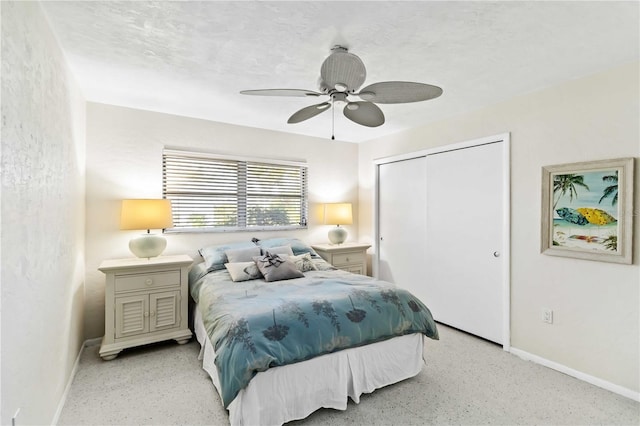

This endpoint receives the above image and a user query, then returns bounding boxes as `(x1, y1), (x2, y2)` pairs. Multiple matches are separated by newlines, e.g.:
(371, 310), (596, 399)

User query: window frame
(162, 148), (308, 233)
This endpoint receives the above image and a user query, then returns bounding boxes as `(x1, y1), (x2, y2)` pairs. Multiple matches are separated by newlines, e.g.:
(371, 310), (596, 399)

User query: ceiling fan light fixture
(334, 82), (348, 92)
(331, 92), (348, 104)
(358, 91), (375, 101)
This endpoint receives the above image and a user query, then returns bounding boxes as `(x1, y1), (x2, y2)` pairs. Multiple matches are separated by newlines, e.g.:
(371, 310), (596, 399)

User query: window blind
(163, 149), (308, 232)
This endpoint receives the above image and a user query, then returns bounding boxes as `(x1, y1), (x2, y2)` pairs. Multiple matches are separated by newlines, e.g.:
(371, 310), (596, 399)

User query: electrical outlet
(542, 308), (553, 324)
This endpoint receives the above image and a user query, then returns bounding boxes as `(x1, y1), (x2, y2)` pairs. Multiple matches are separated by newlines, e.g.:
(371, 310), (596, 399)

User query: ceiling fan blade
(240, 89), (323, 97)
(357, 81), (443, 104)
(287, 102), (331, 124)
(343, 101), (385, 127)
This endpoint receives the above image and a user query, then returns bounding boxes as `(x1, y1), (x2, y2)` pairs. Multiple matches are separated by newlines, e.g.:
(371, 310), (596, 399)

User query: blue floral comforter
(189, 264), (439, 408)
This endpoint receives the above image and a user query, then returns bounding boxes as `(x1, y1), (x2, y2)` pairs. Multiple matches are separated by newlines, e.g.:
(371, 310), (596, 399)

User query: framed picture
(541, 157), (634, 264)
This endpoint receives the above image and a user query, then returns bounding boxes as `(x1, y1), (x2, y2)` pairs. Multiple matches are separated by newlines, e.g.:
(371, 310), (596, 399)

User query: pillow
(285, 253), (318, 272)
(226, 246), (261, 263)
(256, 238), (319, 258)
(199, 241), (258, 271)
(225, 262), (262, 282)
(264, 245), (294, 256)
(189, 262), (211, 283)
(313, 258), (337, 271)
(253, 253), (304, 282)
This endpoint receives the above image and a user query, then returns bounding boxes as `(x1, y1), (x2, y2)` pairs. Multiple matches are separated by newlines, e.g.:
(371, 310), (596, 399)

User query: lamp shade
(121, 199), (173, 258)
(323, 203), (352, 244)
(323, 203), (353, 225)
(120, 199), (173, 231)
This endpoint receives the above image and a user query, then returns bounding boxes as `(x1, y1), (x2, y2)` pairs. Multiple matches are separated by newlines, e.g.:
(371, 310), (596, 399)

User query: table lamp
(323, 203), (352, 244)
(120, 199), (173, 258)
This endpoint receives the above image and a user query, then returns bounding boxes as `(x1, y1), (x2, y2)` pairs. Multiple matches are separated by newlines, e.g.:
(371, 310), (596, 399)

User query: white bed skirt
(194, 306), (426, 426)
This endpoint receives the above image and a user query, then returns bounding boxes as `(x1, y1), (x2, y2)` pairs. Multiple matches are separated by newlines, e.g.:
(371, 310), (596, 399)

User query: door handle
(493, 251), (500, 257)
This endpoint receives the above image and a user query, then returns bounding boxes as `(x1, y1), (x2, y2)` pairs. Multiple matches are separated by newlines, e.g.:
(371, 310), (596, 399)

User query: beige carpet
(58, 324), (639, 425)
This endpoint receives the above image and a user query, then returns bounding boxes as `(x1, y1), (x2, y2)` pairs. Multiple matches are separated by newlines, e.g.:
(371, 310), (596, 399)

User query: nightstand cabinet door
(150, 291), (180, 331)
(115, 294), (149, 338)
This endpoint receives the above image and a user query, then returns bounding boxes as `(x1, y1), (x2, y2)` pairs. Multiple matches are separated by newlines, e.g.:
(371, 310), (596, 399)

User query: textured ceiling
(41, 1), (639, 143)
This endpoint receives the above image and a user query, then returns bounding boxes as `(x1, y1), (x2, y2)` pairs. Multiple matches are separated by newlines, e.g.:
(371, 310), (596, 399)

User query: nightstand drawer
(340, 265), (365, 275)
(332, 251), (365, 266)
(115, 270), (180, 293)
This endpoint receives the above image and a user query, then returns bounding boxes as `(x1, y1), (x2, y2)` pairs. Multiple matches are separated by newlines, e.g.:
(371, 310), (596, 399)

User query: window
(163, 149), (308, 232)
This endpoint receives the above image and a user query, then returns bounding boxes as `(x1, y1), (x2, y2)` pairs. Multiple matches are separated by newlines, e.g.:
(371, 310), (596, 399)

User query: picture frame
(541, 157), (634, 264)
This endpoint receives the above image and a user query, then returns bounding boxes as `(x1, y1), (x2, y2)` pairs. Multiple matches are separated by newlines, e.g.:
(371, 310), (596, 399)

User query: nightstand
(311, 243), (371, 275)
(98, 255), (193, 360)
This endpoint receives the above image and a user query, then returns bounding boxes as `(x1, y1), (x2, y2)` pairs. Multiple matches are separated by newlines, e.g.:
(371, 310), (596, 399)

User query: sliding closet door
(377, 157), (428, 303)
(424, 142), (504, 343)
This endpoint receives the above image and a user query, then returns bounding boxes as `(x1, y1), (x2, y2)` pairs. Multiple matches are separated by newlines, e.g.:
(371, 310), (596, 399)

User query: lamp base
(129, 234), (167, 258)
(328, 226), (348, 245)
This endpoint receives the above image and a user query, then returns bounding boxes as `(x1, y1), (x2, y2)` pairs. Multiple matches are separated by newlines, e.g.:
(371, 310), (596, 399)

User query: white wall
(84, 103), (359, 339)
(358, 62), (640, 394)
(1, 2), (86, 424)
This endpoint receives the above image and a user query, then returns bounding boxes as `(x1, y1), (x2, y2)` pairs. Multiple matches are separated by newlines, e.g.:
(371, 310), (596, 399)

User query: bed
(189, 238), (439, 425)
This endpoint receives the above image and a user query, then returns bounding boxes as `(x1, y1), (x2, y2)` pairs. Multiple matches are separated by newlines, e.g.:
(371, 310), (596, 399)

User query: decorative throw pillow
(225, 262), (262, 282)
(225, 246), (261, 263)
(285, 253), (318, 272)
(199, 241), (258, 271)
(313, 258), (337, 271)
(253, 253), (304, 282)
(264, 245), (294, 256)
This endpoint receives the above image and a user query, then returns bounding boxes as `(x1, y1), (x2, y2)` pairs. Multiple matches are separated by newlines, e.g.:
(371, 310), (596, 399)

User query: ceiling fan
(240, 46), (443, 136)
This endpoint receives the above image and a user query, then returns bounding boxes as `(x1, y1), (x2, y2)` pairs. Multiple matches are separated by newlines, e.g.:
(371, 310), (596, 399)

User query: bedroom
(1, 1), (639, 425)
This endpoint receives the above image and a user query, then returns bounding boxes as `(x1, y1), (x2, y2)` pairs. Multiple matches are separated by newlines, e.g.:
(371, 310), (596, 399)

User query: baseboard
(510, 347), (640, 402)
(84, 337), (103, 347)
(51, 337), (101, 425)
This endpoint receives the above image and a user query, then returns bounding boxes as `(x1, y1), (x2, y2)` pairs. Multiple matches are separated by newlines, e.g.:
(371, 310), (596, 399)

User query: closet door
(424, 142), (504, 343)
(377, 157), (428, 303)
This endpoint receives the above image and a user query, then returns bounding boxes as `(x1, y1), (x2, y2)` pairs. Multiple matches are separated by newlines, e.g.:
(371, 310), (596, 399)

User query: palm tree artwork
(553, 174), (589, 209)
(599, 171), (618, 206)
(603, 235), (617, 251)
(551, 169), (620, 252)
